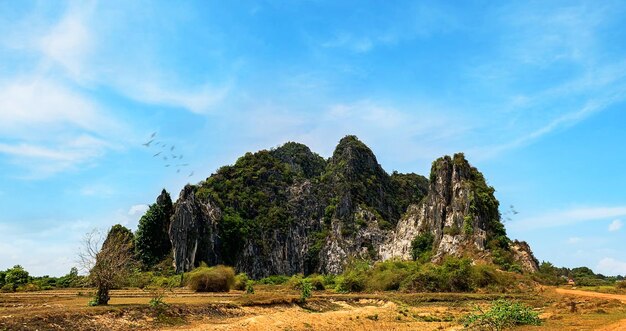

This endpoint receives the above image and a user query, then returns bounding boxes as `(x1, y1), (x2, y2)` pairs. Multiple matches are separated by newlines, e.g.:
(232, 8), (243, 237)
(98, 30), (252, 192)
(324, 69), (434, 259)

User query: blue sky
(1, 0), (625, 276)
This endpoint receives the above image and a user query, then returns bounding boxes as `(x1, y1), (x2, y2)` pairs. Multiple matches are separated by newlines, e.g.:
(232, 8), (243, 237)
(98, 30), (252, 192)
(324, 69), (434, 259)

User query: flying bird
(170, 145), (175, 151)
(142, 139), (154, 147)
(177, 169), (180, 173)
(151, 132), (157, 138)
(163, 156), (168, 161)
(189, 171), (194, 177)
(179, 155), (183, 160)
(153, 152), (162, 157)
(165, 164), (170, 167)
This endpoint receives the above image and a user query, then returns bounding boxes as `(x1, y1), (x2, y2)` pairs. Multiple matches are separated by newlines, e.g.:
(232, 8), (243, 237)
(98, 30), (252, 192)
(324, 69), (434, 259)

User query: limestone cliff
(165, 136), (538, 277)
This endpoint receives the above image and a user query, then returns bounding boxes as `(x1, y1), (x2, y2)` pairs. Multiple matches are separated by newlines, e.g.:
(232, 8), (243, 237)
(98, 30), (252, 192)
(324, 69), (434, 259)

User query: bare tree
(78, 227), (135, 305)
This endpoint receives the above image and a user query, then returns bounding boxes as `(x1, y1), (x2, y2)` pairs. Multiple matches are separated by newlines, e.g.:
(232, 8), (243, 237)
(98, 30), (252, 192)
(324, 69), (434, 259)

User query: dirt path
(555, 288), (626, 330)
(168, 300), (462, 331)
(555, 288), (626, 303)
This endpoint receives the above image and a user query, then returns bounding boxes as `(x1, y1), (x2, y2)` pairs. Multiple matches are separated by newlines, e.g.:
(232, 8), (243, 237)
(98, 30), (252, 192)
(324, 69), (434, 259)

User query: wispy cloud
(596, 257), (626, 276)
(510, 206), (626, 231)
(567, 237), (582, 244)
(609, 219), (623, 232)
(119, 82), (232, 114)
(128, 204), (149, 217)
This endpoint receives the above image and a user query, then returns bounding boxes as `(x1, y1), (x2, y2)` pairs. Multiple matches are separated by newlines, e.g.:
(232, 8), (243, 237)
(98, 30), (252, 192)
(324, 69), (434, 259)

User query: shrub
(234, 273), (249, 291)
(335, 272), (366, 293)
(300, 279), (312, 302)
(187, 265), (235, 292)
(257, 275), (290, 285)
(306, 274), (326, 290)
(245, 280), (255, 294)
(462, 299), (541, 330)
(616, 281), (626, 289)
(366, 261), (414, 291)
(287, 274), (304, 289)
(16, 283), (41, 292)
(0, 283), (15, 292)
(411, 233), (434, 261)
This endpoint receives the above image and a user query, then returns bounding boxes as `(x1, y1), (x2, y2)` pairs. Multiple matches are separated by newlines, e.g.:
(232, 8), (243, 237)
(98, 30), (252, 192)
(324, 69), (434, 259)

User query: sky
(0, 0), (625, 277)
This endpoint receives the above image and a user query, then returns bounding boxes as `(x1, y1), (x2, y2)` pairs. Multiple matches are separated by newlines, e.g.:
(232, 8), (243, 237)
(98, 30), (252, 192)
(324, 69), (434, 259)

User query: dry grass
(1, 286), (625, 330)
(187, 265), (235, 292)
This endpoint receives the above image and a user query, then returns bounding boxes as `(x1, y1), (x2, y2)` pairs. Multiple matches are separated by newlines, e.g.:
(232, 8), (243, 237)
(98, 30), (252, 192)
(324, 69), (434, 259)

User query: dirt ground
(1, 286), (625, 330)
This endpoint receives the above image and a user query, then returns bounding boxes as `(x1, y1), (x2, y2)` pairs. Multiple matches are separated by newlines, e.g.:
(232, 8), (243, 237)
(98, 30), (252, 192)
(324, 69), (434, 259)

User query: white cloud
(0, 78), (112, 137)
(128, 204), (149, 217)
(609, 219), (623, 232)
(567, 237), (582, 244)
(120, 82), (231, 114)
(38, 4), (94, 80)
(510, 206), (626, 231)
(596, 257), (626, 276)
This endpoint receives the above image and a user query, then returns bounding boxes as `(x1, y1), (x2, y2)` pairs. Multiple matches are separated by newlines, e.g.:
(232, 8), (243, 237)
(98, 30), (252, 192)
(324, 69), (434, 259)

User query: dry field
(1, 286), (625, 330)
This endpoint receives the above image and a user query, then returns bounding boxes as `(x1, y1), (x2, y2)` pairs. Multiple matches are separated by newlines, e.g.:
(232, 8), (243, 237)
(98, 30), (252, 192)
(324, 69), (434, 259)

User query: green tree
(0, 270), (5, 288)
(5, 265), (29, 286)
(411, 232), (434, 261)
(135, 189), (174, 268)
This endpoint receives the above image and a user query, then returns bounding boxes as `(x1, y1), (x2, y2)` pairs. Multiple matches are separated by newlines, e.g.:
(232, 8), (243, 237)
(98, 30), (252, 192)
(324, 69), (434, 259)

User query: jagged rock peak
(328, 135), (384, 177)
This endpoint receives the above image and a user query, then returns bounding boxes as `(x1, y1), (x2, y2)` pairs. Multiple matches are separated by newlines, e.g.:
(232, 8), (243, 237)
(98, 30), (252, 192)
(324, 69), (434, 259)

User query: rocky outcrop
(168, 185), (221, 273)
(166, 137), (539, 277)
(510, 240), (540, 272)
(380, 154), (489, 260)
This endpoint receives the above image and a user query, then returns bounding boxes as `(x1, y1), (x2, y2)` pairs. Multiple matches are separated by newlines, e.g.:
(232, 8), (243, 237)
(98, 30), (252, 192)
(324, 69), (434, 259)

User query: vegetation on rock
(135, 189), (174, 269)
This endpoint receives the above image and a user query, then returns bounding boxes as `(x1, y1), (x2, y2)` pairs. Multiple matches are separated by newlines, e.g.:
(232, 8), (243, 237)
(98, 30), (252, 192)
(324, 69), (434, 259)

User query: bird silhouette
(151, 132), (157, 138)
(165, 164), (170, 167)
(171, 155), (177, 159)
(177, 169), (180, 173)
(153, 152), (162, 157)
(142, 139), (154, 147)
(171, 145), (175, 151)
(163, 156), (168, 161)
(189, 171), (194, 177)
(179, 155), (183, 160)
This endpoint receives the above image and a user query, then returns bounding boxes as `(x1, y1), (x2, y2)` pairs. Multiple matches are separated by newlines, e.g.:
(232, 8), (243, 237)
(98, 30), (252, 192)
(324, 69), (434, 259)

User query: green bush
(187, 265), (235, 292)
(366, 260), (414, 291)
(257, 275), (290, 285)
(234, 273), (249, 291)
(286, 274), (304, 289)
(0, 283), (14, 292)
(300, 279), (312, 302)
(462, 299), (541, 330)
(616, 281), (626, 289)
(411, 233), (434, 261)
(245, 280), (255, 294)
(306, 274), (326, 290)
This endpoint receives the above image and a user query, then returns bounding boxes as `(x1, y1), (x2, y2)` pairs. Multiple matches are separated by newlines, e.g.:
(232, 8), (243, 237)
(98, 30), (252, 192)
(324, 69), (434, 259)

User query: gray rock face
(167, 139), (539, 277)
(381, 154), (488, 261)
(168, 185), (221, 273)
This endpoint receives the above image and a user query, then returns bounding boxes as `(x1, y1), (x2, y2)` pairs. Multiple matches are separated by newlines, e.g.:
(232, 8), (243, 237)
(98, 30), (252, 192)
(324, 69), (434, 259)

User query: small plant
(245, 280), (255, 294)
(366, 314), (379, 321)
(462, 299), (541, 330)
(616, 281), (626, 289)
(300, 279), (312, 302)
(149, 295), (167, 308)
(87, 297), (99, 306)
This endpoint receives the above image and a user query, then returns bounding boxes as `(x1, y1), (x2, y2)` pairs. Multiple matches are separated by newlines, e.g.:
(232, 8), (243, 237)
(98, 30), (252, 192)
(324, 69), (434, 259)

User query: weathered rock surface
(166, 136), (539, 277)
